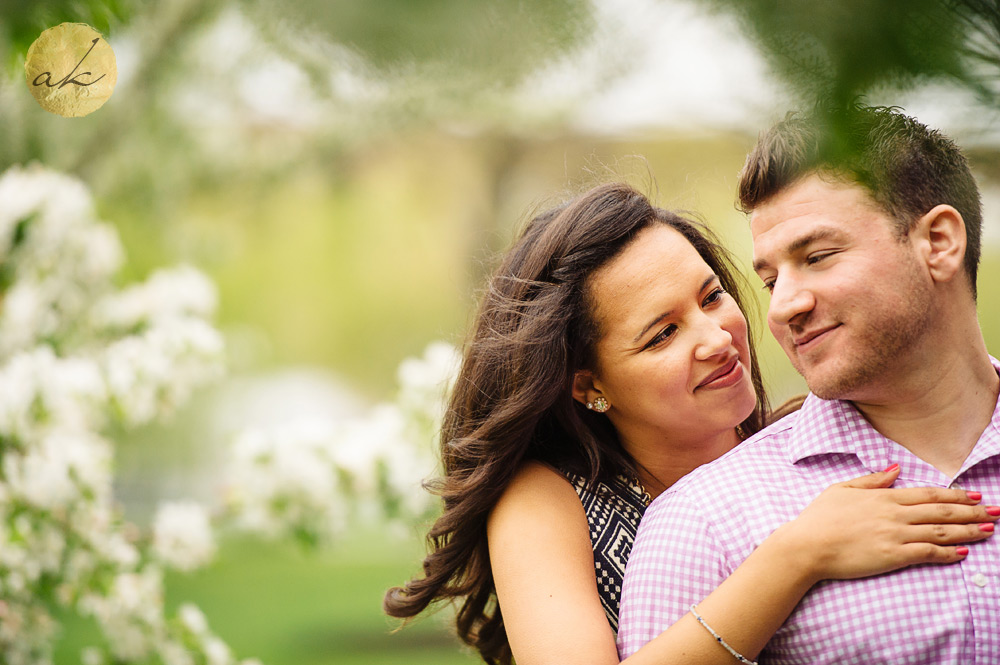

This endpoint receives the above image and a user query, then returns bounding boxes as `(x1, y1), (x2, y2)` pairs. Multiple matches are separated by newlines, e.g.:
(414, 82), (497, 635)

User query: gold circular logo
(24, 23), (117, 118)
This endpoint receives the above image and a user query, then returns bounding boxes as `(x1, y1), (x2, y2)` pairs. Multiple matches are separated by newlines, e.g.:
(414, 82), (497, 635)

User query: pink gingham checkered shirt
(617, 357), (1000, 664)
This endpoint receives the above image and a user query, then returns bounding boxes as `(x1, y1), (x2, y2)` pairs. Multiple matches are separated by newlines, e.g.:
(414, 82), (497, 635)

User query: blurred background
(3, 0), (1000, 663)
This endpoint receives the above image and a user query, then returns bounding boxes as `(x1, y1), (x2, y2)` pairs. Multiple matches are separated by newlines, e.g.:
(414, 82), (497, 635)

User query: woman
(384, 183), (995, 664)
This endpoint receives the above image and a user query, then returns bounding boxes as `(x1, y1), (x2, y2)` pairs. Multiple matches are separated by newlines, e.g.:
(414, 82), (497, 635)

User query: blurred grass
(55, 528), (480, 665)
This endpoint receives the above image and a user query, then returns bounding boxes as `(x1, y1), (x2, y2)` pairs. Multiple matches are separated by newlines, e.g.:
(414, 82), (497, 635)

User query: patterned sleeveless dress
(563, 471), (649, 632)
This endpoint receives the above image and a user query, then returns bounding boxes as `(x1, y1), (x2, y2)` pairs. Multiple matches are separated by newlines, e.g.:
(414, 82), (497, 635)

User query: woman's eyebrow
(631, 275), (716, 344)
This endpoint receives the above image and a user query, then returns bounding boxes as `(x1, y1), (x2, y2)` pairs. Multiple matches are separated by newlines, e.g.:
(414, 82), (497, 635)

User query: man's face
(750, 173), (933, 401)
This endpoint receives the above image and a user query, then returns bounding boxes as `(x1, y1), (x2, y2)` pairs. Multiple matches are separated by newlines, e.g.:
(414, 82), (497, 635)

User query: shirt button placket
(969, 563), (999, 663)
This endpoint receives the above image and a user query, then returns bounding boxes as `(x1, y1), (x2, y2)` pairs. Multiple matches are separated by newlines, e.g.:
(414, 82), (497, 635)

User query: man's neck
(852, 343), (998, 478)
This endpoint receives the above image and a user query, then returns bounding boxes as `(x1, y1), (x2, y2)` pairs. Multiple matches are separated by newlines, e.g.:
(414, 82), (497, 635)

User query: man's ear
(571, 370), (602, 406)
(912, 204), (966, 285)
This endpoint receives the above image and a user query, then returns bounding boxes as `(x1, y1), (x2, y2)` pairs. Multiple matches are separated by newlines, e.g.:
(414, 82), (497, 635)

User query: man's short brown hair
(738, 105), (983, 297)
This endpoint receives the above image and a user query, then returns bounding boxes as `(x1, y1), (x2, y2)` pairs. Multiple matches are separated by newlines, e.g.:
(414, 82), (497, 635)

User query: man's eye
(807, 251), (835, 265)
(761, 279), (775, 293)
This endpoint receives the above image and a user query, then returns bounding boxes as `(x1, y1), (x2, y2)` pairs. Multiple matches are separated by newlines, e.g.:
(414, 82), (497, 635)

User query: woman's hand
(772, 464), (998, 584)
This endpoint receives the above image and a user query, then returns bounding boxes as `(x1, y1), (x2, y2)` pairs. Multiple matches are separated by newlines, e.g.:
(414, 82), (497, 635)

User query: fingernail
(881, 463), (899, 473)
(956, 546), (970, 556)
(968, 491), (983, 501)
(980, 523), (995, 533)
(987, 506), (1000, 517)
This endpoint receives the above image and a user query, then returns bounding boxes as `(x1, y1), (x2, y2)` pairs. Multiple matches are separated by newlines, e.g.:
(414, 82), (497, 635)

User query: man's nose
(768, 275), (815, 328)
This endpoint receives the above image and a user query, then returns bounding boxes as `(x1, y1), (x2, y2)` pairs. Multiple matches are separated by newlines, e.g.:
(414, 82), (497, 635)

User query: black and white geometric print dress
(562, 471), (649, 632)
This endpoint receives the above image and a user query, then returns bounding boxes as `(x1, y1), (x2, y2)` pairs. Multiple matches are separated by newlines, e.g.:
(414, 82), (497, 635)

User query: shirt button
(949, 481), (962, 490)
(972, 573), (988, 588)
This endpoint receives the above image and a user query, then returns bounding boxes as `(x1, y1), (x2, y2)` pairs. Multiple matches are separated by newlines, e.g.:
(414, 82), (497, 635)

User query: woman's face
(580, 224), (757, 458)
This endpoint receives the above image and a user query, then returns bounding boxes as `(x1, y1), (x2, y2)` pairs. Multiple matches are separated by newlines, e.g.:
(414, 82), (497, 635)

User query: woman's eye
(703, 287), (726, 306)
(646, 324), (677, 349)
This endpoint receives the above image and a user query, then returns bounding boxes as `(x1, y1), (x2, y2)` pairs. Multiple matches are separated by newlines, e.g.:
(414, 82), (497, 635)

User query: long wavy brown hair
(384, 182), (770, 664)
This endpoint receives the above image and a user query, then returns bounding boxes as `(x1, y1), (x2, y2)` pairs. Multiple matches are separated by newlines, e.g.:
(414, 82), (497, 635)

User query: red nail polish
(881, 463), (899, 473)
(956, 546), (970, 556)
(987, 506), (1000, 517)
(980, 523), (995, 533)
(968, 491), (983, 501)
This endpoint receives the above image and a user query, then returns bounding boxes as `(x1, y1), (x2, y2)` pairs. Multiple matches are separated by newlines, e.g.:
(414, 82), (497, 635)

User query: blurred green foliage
(699, 0), (1000, 108)
(241, 0), (592, 86)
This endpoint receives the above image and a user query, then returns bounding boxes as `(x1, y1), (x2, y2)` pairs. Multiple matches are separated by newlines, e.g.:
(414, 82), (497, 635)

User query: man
(616, 106), (1000, 664)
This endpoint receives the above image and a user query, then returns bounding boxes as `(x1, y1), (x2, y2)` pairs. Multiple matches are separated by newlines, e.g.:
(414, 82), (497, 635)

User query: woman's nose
(693, 314), (733, 361)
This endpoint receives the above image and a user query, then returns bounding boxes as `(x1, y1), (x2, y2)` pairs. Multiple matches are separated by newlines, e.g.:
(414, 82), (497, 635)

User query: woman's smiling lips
(696, 356), (743, 390)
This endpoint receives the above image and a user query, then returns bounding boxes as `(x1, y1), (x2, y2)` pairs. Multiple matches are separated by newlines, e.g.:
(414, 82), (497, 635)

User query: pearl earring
(588, 396), (610, 413)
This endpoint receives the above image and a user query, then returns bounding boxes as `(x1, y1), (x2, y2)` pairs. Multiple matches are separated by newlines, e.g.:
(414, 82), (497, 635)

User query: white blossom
(178, 603), (209, 635)
(103, 316), (225, 425)
(0, 166), (123, 356)
(228, 420), (346, 543)
(0, 281), (50, 354)
(3, 431), (111, 511)
(226, 342), (457, 543)
(396, 341), (460, 422)
(152, 502), (216, 571)
(159, 641), (195, 665)
(79, 569), (166, 661)
(0, 165), (92, 259)
(0, 347), (107, 440)
(93, 265), (218, 331)
(0, 165), (244, 665)
(81, 647), (104, 665)
(204, 636), (233, 665)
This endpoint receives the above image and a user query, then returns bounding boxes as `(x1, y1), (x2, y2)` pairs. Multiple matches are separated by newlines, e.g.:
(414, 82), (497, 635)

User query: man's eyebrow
(753, 227), (845, 273)
(631, 275), (716, 344)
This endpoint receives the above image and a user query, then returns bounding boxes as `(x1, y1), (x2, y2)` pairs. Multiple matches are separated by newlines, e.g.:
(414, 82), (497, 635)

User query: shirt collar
(786, 355), (1000, 475)
(785, 394), (887, 467)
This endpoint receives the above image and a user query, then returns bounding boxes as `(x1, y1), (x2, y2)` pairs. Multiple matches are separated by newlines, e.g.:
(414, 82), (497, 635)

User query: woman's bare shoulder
(487, 461), (591, 545)
(491, 461), (581, 519)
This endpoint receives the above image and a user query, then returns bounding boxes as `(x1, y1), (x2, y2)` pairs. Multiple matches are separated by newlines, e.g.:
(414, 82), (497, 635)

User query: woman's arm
(490, 463), (998, 665)
(488, 461), (620, 664)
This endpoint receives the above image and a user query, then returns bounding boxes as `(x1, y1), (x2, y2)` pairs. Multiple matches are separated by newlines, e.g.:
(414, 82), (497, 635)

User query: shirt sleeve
(616, 489), (732, 658)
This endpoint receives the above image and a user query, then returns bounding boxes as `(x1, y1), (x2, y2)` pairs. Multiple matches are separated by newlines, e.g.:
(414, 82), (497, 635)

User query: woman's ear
(912, 204), (966, 286)
(571, 370), (601, 406)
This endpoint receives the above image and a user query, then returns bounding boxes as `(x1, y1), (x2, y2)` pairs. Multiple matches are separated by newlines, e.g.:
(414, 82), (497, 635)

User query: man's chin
(794, 359), (842, 400)
(801, 365), (873, 401)
(807, 381), (847, 401)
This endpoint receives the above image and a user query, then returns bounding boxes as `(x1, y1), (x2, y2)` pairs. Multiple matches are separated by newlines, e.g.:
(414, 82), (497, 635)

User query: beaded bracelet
(689, 604), (759, 665)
